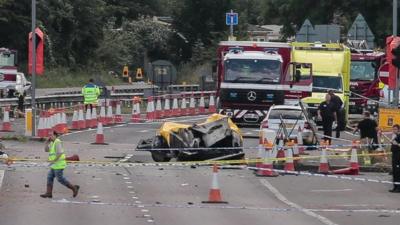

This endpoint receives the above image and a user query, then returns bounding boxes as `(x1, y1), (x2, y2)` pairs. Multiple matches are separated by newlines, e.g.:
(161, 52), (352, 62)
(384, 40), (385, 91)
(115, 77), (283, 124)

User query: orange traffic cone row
(1, 106), (13, 132)
(188, 93), (196, 115)
(318, 141), (330, 174)
(91, 122), (108, 145)
(333, 140), (360, 175)
(180, 94), (188, 116)
(284, 141), (295, 172)
(202, 164), (228, 204)
(70, 106), (79, 130)
(256, 142), (279, 177)
(172, 95), (180, 116)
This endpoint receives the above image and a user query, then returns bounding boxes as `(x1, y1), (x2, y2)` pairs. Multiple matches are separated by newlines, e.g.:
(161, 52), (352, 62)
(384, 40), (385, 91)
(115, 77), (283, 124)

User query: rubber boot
(40, 184), (53, 198)
(66, 183), (80, 197)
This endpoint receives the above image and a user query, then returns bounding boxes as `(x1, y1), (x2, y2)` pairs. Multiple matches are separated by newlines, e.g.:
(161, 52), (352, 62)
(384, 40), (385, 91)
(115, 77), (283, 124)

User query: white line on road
(0, 170), (4, 189)
(260, 179), (339, 225)
(310, 189), (352, 193)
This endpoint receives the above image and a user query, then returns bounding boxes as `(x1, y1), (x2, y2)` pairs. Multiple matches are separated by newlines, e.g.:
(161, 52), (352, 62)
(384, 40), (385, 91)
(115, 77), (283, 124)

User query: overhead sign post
(226, 10), (238, 41)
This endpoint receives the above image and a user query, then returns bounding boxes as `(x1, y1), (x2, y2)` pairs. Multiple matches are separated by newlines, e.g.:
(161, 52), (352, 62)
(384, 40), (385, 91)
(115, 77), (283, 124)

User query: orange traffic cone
(333, 140), (360, 175)
(164, 96), (171, 118)
(114, 101), (124, 123)
(78, 105), (86, 129)
(296, 126), (306, 155)
(172, 95), (180, 116)
(180, 95), (188, 116)
(146, 96), (155, 121)
(70, 107), (79, 130)
(199, 92), (206, 114)
(85, 108), (92, 128)
(131, 97), (141, 122)
(256, 142), (279, 177)
(256, 137), (265, 168)
(1, 106), (13, 132)
(202, 164), (228, 204)
(155, 97), (163, 119)
(318, 141), (330, 174)
(99, 103), (107, 125)
(284, 141), (295, 172)
(188, 93), (196, 115)
(208, 94), (216, 113)
(91, 122), (108, 145)
(91, 107), (98, 128)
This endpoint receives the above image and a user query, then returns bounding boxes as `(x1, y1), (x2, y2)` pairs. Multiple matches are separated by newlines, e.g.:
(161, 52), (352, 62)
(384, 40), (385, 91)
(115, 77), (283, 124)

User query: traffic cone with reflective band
(284, 141), (295, 172)
(189, 93), (196, 115)
(91, 107), (97, 128)
(208, 94), (216, 113)
(114, 101), (124, 123)
(85, 108), (92, 128)
(199, 92), (206, 114)
(164, 96), (171, 118)
(70, 107), (79, 130)
(256, 137), (266, 168)
(318, 141), (330, 174)
(1, 106), (13, 132)
(146, 96), (155, 121)
(172, 95), (179, 116)
(155, 97), (163, 119)
(91, 122), (108, 145)
(202, 164), (228, 204)
(256, 142), (279, 177)
(131, 97), (141, 122)
(99, 103), (107, 125)
(61, 110), (68, 133)
(37, 112), (46, 138)
(333, 140), (360, 175)
(78, 105), (86, 129)
(297, 126), (306, 155)
(180, 95), (188, 116)
(106, 103), (114, 125)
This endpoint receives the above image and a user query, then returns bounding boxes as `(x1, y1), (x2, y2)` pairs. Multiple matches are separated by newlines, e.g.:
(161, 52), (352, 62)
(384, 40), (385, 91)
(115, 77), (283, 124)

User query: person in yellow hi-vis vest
(40, 131), (79, 198)
(82, 78), (101, 111)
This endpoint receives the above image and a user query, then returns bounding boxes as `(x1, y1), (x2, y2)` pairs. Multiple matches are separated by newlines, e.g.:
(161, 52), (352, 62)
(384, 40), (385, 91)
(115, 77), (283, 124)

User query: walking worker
(40, 131), (80, 198)
(82, 78), (100, 111)
(353, 111), (378, 149)
(389, 124), (400, 193)
(317, 94), (337, 145)
(328, 90), (344, 138)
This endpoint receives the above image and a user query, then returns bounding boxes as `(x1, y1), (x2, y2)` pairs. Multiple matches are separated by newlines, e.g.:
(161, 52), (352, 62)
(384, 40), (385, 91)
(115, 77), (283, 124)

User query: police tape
(134, 142), (393, 152)
(3, 156), (398, 186)
(3, 150), (392, 168)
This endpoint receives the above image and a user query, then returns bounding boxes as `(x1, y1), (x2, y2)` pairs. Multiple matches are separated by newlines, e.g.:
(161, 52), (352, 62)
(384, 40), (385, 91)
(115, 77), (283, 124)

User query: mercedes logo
(247, 91), (256, 101)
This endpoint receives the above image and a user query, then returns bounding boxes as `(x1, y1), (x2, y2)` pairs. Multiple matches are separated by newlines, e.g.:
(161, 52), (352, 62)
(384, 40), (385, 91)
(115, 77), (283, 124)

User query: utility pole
(229, 9), (234, 39)
(31, 0), (37, 136)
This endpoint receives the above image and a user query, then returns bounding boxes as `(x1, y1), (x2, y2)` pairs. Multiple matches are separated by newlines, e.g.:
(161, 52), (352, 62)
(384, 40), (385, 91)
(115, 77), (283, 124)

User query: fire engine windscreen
(312, 76), (343, 93)
(0, 51), (15, 67)
(224, 59), (281, 83)
(350, 61), (375, 81)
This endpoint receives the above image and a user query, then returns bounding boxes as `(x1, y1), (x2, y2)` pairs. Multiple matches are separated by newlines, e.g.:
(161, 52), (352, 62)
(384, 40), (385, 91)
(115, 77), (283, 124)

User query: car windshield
(268, 109), (304, 120)
(350, 61), (375, 81)
(224, 59), (281, 83)
(0, 52), (16, 67)
(312, 76), (343, 93)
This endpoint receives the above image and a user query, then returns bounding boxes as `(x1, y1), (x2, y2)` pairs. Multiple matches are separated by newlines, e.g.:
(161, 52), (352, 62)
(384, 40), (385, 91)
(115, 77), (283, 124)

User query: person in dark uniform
(317, 94), (337, 145)
(328, 90), (344, 138)
(354, 111), (378, 149)
(389, 124), (400, 193)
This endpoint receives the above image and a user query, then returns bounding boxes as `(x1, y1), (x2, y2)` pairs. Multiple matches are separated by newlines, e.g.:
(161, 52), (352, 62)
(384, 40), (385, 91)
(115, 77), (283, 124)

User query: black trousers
(392, 149), (400, 189)
(84, 104), (94, 111)
(322, 118), (333, 144)
(335, 109), (345, 138)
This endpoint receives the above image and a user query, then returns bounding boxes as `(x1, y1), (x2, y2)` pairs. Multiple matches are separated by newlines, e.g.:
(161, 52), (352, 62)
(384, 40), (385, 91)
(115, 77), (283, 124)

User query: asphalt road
(1, 115), (399, 225)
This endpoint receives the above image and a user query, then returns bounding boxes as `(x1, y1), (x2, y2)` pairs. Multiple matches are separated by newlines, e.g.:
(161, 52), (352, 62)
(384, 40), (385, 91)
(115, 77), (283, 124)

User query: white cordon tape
(3, 161), (399, 186)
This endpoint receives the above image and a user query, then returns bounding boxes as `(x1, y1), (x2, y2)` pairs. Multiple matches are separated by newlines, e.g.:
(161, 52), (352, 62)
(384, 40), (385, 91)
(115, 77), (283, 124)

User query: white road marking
(127, 186), (133, 189)
(310, 189), (352, 193)
(260, 179), (339, 225)
(125, 181), (132, 184)
(139, 130), (149, 133)
(0, 170), (4, 189)
(141, 209), (149, 212)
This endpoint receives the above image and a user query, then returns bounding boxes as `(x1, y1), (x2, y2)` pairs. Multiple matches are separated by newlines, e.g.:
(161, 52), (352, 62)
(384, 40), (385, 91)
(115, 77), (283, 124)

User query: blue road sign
(226, 13), (238, 26)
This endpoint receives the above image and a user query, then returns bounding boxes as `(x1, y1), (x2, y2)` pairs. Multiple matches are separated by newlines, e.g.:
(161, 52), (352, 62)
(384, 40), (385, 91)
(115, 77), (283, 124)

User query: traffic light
(122, 66), (129, 78)
(136, 68), (143, 80)
(392, 44), (400, 68)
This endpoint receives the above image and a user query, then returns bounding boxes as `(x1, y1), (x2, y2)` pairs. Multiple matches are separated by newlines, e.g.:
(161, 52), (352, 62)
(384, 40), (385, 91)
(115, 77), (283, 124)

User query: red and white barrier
(199, 92), (205, 114)
(209, 94), (216, 113)
(172, 95), (179, 117)
(189, 94), (196, 115)
(180, 95), (188, 116)
(155, 97), (163, 119)
(164, 96), (171, 118)
(131, 97), (141, 122)
(146, 96), (155, 121)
